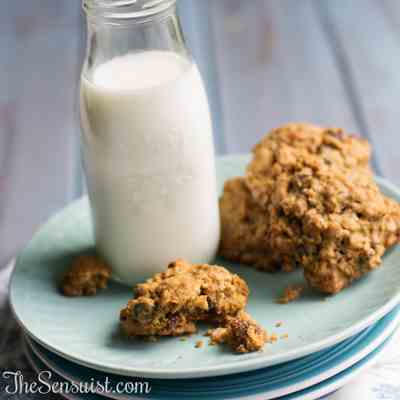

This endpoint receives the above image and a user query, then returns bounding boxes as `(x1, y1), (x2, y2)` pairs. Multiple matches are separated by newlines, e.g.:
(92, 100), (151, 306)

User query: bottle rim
(83, 0), (176, 20)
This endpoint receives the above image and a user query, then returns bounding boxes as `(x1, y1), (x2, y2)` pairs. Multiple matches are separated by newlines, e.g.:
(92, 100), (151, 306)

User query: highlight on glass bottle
(83, 0), (177, 20)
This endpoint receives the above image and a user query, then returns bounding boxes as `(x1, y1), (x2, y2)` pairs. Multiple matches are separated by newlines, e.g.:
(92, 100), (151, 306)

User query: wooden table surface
(1, 0), (400, 268)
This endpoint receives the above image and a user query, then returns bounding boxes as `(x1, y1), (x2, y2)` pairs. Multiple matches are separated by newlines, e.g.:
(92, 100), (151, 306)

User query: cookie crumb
(195, 340), (204, 349)
(268, 333), (278, 343)
(278, 285), (305, 304)
(280, 333), (289, 339)
(209, 312), (268, 353)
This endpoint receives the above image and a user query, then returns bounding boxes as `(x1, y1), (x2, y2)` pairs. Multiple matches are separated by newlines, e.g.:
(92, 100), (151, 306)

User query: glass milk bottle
(80, 0), (220, 285)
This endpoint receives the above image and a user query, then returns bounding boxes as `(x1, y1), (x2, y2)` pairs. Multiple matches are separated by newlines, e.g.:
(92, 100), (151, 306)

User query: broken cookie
(208, 311), (268, 353)
(120, 259), (249, 337)
(120, 260), (267, 353)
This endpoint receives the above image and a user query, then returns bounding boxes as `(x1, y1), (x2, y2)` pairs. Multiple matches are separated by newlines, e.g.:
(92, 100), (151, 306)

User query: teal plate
(10, 155), (400, 379)
(24, 306), (400, 399)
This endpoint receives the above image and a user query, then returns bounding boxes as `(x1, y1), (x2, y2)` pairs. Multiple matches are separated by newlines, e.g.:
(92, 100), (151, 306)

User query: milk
(80, 51), (220, 284)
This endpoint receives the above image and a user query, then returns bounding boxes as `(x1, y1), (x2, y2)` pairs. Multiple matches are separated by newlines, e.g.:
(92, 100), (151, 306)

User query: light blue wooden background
(1, 0), (400, 268)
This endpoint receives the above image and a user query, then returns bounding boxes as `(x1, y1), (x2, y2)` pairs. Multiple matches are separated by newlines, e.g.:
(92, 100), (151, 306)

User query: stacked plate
(10, 155), (400, 400)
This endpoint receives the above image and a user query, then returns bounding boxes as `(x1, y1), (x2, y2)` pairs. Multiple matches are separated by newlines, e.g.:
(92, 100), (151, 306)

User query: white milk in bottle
(80, 50), (220, 284)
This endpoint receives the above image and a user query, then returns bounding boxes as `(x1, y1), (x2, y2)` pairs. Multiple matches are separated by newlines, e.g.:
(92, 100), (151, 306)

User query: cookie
(61, 255), (112, 297)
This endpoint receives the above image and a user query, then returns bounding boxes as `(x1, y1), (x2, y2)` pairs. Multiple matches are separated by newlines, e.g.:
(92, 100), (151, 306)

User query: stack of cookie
(219, 123), (400, 294)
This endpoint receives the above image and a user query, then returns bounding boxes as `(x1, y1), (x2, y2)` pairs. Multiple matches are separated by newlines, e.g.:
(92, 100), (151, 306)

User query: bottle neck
(82, 0), (189, 79)
(83, 0), (177, 23)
